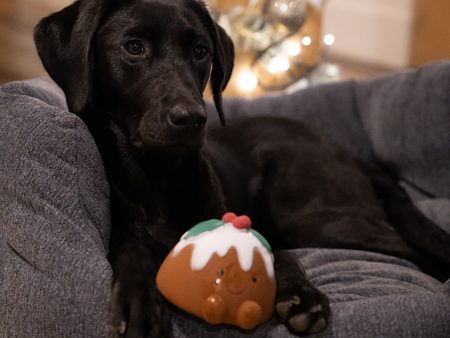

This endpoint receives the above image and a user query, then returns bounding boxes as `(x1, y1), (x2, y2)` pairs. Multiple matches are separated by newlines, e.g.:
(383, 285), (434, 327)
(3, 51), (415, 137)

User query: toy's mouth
(226, 284), (249, 296)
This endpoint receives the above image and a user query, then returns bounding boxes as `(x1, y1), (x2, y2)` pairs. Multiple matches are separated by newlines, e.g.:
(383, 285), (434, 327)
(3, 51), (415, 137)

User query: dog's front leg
(108, 237), (171, 338)
(107, 187), (172, 338)
(274, 251), (330, 335)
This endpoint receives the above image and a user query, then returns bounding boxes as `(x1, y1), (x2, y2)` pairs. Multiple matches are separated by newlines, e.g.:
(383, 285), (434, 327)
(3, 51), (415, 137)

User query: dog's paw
(109, 280), (172, 338)
(275, 283), (330, 335)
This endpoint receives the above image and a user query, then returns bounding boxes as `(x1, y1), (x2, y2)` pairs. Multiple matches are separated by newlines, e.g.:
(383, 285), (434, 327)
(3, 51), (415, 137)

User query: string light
(326, 64), (339, 77)
(301, 36), (312, 46)
(267, 55), (291, 74)
(236, 70), (259, 92)
(274, 2), (290, 13)
(285, 40), (302, 56)
(323, 33), (335, 46)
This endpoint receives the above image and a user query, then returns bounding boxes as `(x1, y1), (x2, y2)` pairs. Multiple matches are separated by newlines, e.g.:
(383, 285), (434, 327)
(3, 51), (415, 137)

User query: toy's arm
(236, 300), (263, 330)
(202, 294), (227, 324)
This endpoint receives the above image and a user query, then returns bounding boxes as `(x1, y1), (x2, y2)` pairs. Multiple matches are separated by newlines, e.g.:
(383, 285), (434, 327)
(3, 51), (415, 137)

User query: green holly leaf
(249, 229), (272, 252)
(183, 219), (225, 239)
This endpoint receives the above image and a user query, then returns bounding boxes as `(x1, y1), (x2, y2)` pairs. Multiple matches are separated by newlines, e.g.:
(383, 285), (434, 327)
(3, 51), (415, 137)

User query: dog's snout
(168, 106), (206, 130)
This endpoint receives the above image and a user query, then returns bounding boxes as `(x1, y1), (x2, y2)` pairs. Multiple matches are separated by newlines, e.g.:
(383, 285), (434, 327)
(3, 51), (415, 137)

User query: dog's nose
(168, 106), (207, 130)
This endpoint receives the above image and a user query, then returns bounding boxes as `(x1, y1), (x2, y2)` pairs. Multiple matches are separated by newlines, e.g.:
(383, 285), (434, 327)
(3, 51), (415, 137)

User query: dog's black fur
(34, 0), (450, 337)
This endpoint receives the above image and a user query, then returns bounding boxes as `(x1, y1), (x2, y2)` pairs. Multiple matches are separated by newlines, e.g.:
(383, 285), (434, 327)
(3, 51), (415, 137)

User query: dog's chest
(144, 193), (203, 249)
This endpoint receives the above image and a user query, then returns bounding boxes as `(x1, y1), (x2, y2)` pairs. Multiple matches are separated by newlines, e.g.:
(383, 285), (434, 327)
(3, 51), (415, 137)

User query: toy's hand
(202, 294), (227, 325)
(236, 300), (263, 330)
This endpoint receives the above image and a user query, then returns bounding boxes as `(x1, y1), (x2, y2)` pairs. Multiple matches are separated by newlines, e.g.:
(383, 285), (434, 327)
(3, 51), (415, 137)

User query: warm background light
(236, 70), (259, 92)
(323, 33), (335, 46)
(206, 0), (332, 98)
(301, 36), (312, 46)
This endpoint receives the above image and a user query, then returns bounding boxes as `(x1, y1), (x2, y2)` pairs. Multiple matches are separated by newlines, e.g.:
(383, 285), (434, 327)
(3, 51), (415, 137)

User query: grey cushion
(0, 80), (112, 338)
(173, 249), (449, 338)
(2, 61), (450, 337)
(209, 61), (450, 200)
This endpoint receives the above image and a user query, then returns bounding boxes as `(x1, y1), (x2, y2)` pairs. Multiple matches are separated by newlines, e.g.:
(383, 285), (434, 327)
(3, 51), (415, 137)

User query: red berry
(222, 212), (237, 223)
(231, 215), (252, 229)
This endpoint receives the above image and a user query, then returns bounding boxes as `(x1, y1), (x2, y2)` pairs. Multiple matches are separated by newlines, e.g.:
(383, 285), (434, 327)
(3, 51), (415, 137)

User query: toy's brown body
(156, 244), (276, 329)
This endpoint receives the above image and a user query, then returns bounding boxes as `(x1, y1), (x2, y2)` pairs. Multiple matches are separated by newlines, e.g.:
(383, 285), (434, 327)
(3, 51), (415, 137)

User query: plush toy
(156, 212), (276, 330)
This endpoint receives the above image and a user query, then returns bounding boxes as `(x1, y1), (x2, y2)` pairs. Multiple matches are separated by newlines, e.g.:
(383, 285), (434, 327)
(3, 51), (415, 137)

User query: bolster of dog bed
(2, 60), (450, 337)
(209, 60), (450, 201)
(0, 79), (112, 338)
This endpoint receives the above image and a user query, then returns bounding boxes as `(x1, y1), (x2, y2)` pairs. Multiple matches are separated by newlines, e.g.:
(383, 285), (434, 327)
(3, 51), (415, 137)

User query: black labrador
(34, 0), (450, 337)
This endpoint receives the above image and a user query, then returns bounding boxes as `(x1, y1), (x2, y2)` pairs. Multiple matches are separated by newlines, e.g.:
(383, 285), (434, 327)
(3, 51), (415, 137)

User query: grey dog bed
(1, 61), (450, 338)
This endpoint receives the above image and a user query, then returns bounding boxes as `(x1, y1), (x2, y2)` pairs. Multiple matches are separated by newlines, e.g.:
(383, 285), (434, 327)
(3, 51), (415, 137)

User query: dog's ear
(209, 23), (235, 126)
(34, 0), (112, 115)
(191, 1), (234, 125)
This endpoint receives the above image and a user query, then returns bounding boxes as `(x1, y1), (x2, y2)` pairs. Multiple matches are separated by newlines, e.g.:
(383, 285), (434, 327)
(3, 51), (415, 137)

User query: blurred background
(0, 0), (449, 97)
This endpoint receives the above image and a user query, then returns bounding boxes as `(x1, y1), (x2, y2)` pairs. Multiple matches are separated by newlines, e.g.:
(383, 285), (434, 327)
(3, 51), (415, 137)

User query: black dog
(34, 0), (450, 337)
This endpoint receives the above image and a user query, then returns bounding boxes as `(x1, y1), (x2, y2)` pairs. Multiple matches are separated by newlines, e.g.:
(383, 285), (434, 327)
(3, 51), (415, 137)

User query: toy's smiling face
(156, 245), (276, 329)
(210, 248), (270, 298)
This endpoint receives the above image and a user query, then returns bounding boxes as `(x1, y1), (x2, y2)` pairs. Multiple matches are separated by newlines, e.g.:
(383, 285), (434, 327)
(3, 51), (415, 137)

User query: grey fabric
(2, 61), (450, 338)
(173, 249), (450, 338)
(355, 62), (450, 199)
(1, 79), (68, 111)
(0, 80), (112, 338)
(209, 61), (450, 200)
(207, 80), (378, 166)
(445, 280), (450, 296)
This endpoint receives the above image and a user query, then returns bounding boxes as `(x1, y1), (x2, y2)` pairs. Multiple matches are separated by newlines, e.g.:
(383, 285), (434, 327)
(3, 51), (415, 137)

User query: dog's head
(34, 0), (234, 151)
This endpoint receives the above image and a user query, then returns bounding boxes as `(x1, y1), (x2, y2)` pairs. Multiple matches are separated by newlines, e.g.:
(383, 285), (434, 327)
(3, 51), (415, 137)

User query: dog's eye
(124, 39), (146, 56)
(193, 44), (209, 61)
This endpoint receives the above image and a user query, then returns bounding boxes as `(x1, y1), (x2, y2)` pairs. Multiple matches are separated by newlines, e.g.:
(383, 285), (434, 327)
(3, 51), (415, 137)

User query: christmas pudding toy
(156, 212), (276, 330)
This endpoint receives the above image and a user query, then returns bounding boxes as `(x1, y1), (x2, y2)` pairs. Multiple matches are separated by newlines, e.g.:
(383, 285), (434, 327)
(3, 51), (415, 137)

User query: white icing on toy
(173, 223), (275, 278)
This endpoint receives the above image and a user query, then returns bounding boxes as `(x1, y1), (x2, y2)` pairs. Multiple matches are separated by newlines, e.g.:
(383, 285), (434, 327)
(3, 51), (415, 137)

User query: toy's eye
(217, 268), (224, 276)
(194, 44), (209, 61)
(124, 39), (146, 56)
(252, 276), (258, 283)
